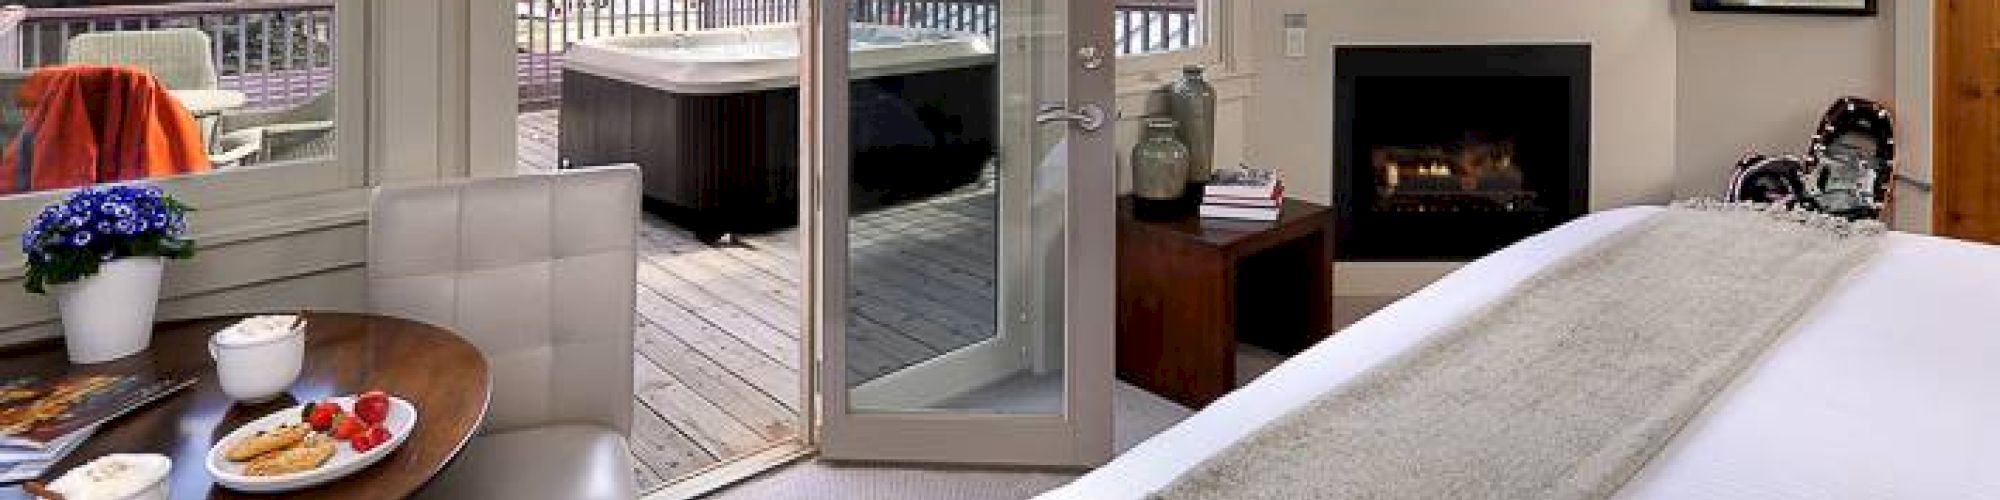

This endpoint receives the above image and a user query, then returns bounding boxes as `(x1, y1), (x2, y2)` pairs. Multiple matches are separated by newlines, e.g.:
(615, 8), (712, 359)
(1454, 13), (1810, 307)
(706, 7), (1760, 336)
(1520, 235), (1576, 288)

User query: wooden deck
(518, 110), (998, 491)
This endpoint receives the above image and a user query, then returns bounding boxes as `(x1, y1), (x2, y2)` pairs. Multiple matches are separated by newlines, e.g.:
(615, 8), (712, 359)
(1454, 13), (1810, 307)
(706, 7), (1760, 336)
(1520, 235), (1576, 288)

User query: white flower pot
(54, 257), (165, 364)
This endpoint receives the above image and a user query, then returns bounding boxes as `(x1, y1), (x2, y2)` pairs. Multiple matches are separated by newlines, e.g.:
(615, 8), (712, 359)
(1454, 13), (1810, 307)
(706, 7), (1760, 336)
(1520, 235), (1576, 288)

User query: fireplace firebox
(1334, 45), (1590, 260)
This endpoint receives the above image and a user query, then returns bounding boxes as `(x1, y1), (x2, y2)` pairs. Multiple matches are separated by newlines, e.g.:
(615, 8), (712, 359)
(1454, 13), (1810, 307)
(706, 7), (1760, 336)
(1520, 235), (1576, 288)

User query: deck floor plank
(628, 401), (722, 482)
(637, 261), (801, 369)
(633, 353), (769, 458)
(637, 318), (799, 441)
(519, 109), (1010, 492)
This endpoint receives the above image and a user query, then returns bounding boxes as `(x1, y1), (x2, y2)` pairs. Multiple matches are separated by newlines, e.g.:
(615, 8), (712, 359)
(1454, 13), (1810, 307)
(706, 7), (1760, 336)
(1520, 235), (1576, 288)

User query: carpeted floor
(705, 299), (1391, 500)
(702, 382), (1191, 500)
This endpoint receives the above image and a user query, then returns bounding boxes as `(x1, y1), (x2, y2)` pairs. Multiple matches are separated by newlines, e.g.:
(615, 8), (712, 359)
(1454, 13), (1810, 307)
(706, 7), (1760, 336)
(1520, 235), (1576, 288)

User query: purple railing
(0, 1), (1195, 112)
(11, 0), (336, 111)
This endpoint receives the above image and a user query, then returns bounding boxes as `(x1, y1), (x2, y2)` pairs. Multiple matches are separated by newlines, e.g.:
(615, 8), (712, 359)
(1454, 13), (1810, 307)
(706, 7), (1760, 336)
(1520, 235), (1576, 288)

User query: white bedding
(1041, 206), (2000, 500)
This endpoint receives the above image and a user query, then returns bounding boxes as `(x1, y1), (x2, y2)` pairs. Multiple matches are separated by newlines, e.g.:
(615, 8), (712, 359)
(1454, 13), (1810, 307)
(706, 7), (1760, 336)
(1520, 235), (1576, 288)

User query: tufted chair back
(367, 165), (638, 435)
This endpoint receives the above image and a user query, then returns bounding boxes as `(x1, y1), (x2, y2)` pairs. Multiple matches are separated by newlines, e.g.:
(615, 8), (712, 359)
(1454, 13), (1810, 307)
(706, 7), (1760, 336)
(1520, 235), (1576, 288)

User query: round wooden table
(0, 313), (489, 500)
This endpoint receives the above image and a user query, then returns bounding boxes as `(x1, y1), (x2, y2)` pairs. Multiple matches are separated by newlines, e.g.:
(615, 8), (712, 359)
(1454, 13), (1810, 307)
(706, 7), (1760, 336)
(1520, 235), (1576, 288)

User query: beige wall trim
(0, 266), (366, 348)
(1892, 0), (1932, 233)
(468, 0), (520, 178)
(0, 189), (368, 279)
(0, 220), (366, 335)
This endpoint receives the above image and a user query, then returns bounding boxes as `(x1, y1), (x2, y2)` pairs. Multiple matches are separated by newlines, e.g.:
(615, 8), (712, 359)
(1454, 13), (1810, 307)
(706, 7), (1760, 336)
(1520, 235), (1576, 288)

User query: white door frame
(807, 0), (1117, 467)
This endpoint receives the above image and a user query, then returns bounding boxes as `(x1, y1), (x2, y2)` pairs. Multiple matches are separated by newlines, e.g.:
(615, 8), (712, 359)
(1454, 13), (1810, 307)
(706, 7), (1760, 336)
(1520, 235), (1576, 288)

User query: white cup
(47, 453), (171, 500)
(209, 319), (305, 403)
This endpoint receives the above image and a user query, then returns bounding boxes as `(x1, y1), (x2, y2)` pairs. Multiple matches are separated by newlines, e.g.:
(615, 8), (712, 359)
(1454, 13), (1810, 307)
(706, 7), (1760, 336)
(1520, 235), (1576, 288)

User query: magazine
(0, 373), (195, 450)
(0, 425), (95, 484)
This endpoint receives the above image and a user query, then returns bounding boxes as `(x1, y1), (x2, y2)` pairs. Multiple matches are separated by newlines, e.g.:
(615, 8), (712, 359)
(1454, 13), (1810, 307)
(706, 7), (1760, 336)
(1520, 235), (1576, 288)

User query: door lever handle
(1036, 102), (1107, 132)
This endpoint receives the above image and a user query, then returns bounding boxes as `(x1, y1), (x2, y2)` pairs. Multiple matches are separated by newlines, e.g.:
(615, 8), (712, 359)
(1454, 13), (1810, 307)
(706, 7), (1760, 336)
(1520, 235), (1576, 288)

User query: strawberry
(351, 424), (391, 453)
(306, 402), (340, 432)
(349, 426), (376, 452)
(332, 413), (366, 441)
(366, 424), (390, 447)
(353, 391), (391, 425)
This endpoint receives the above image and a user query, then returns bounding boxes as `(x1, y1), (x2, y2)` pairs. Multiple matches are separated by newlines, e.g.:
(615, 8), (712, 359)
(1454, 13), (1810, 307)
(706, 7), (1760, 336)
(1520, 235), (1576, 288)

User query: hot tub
(560, 23), (999, 242)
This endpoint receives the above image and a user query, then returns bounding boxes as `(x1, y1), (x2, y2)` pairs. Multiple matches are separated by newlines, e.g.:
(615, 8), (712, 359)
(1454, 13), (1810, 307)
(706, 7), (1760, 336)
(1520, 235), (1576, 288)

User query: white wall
(1674, 1), (1896, 199)
(1112, 73), (1254, 194)
(1244, 0), (1681, 210)
(1242, 0), (1905, 220)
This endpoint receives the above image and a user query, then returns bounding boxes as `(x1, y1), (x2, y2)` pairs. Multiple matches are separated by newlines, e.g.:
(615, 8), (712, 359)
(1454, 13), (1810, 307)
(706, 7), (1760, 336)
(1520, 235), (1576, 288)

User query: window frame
(0, 0), (371, 279)
(1113, 0), (1241, 84)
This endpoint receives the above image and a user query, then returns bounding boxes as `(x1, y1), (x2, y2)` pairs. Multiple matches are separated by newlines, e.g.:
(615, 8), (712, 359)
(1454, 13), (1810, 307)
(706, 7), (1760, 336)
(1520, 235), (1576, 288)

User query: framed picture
(1692, 0), (1877, 16)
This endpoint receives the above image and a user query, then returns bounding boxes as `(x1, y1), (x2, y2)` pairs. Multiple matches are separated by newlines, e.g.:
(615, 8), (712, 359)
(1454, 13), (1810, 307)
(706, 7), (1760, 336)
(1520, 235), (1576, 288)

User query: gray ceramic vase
(1132, 117), (1192, 213)
(1166, 65), (1217, 184)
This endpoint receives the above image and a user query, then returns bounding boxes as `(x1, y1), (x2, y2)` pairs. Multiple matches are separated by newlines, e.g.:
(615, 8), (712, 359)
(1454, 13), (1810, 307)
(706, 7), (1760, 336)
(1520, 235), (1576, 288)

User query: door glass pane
(521, 1), (810, 494)
(844, 1), (1067, 415)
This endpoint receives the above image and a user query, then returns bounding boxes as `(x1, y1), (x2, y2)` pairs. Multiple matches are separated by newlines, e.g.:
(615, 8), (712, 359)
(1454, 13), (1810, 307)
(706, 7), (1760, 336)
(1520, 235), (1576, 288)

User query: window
(1114, 0), (1237, 80)
(1114, 0), (1204, 57)
(0, 0), (354, 199)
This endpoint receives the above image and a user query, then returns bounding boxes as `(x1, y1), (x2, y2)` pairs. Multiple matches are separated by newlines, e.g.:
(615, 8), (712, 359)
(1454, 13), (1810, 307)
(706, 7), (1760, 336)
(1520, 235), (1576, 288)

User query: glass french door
(803, 0), (1117, 465)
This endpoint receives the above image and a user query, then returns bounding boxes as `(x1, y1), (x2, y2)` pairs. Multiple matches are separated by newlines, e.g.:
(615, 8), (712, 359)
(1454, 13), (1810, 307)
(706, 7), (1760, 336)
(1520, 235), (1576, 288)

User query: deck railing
(7, 1), (335, 111)
(0, 1), (1193, 112)
(517, 0), (1198, 107)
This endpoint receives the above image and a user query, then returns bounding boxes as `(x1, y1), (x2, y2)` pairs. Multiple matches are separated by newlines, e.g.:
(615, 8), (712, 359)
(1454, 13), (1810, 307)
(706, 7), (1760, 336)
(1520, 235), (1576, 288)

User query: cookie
(225, 423), (308, 462)
(242, 434), (335, 477)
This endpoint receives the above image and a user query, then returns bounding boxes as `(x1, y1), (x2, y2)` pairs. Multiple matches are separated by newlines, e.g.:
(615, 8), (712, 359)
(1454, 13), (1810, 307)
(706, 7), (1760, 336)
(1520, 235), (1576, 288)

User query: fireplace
(1334, 45), (1590, 260)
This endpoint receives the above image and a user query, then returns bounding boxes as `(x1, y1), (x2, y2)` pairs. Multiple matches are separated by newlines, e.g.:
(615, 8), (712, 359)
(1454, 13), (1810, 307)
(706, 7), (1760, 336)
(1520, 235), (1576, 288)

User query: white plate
(205, 395), (417, 493)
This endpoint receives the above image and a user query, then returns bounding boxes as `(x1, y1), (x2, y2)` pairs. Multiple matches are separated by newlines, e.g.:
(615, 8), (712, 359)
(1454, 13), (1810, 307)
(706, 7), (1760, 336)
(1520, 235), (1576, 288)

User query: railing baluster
(325, 6), (336, 102)
(1168, 9), (1184, 50)
(260, 12), (273, 100)
(542, 0), (554, 104)
(1120, 10), (1133, 55)
(54, 21), (68, 64)
(25, 22), (39, 68)
(283, 11), (296, 104)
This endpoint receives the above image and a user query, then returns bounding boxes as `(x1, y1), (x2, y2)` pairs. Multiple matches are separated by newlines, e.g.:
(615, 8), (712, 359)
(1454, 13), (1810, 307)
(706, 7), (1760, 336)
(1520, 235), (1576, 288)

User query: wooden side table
(1117, 197), (1334, 409)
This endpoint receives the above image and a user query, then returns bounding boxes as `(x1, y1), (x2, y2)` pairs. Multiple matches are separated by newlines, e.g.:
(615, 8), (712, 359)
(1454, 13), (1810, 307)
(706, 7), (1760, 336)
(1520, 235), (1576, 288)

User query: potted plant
(19, 184), (194, 364)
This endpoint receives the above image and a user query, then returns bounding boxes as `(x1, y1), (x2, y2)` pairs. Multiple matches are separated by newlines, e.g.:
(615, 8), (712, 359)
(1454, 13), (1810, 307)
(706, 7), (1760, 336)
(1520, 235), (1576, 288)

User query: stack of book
(0, 373), (196, 483)
(1201, 166), (1284, 221)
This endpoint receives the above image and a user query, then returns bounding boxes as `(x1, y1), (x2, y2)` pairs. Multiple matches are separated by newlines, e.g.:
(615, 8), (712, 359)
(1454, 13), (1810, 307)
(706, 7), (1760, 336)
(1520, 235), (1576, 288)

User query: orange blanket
(3, 65), (211, 195)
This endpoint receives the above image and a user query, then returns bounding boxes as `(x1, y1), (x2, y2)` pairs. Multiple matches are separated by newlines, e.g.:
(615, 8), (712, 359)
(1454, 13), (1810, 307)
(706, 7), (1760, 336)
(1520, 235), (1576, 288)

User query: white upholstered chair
(367, 165), (641, 500)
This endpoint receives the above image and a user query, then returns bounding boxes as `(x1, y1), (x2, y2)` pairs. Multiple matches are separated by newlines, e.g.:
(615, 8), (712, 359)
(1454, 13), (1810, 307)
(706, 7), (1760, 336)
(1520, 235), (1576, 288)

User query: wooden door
(1937, 0), (2000, 242)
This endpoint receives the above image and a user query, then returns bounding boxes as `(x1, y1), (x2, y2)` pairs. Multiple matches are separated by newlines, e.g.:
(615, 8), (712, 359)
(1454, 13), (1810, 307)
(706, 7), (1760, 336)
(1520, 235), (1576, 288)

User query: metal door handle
(1036, 102), (1107, 132)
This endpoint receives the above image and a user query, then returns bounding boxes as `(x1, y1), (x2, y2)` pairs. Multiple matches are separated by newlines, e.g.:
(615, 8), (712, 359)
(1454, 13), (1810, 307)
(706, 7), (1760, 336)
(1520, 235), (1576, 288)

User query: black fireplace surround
(1334, 44), (1590, 261)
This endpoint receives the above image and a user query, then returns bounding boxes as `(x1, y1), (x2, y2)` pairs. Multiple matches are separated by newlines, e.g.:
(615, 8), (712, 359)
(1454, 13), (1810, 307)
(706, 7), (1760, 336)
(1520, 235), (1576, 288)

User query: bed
(1040, 206), (2000, 500)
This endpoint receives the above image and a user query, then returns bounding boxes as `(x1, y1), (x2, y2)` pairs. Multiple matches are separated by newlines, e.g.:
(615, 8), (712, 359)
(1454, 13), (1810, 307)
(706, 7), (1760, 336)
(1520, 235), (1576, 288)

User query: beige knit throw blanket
(1154, 201), (1885, 500)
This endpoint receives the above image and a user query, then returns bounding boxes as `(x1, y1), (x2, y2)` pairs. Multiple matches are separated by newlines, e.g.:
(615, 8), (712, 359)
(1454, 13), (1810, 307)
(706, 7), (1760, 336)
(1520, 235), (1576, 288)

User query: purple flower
(20, 183), (195, 293)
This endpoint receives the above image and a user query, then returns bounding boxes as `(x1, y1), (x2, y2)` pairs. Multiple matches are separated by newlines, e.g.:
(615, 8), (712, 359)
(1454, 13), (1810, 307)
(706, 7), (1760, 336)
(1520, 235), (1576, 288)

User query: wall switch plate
(1283, 14), (1308, 59)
